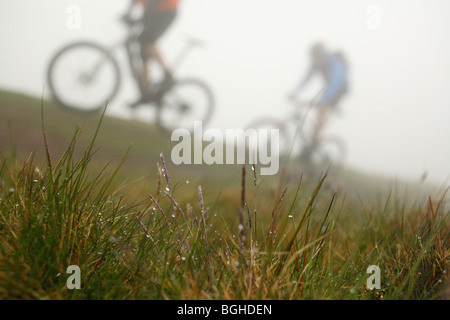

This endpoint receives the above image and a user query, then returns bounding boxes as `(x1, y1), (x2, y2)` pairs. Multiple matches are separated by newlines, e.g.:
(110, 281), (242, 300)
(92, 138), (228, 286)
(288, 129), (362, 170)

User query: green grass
(0, 90), (448, 299)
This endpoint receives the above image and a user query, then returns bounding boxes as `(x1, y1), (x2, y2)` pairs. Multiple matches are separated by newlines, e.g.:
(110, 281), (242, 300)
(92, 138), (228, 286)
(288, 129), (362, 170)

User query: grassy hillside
(0, 89), (171, 173)
(0, 89), (252, 207)
(0, 89), (448, 300)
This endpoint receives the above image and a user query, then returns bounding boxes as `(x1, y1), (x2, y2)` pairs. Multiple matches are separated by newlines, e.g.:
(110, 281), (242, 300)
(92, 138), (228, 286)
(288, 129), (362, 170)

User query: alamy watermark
(366, 265), (381, 290)
(67, 5), (81, 30)
(366, 5), (382, 30)
(66, 265), (81, 290)
(171, 121), (280, 176)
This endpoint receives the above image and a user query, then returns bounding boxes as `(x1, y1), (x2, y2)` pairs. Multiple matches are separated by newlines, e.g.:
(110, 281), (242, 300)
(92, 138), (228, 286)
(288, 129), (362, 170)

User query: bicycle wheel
(311, 136), (347, 166)
(245, 118), (291, 155)
(47, 42), (121, 113)
(155, 78), (215, 133)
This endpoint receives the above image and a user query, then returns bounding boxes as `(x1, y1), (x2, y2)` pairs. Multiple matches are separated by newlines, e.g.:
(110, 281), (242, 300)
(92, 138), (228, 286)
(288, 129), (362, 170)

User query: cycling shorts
(319, 84), (348, 107)
(139, 10), (177, 46)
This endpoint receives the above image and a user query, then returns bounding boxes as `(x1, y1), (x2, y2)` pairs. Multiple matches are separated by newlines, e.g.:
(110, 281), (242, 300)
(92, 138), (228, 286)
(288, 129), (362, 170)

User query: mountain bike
(246, 98), (347, 165)
(47, 17), (215, 133)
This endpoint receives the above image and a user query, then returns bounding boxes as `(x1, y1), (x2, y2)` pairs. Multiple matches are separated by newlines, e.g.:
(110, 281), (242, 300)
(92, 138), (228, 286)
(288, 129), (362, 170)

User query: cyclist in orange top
(125, 0), (181, 101)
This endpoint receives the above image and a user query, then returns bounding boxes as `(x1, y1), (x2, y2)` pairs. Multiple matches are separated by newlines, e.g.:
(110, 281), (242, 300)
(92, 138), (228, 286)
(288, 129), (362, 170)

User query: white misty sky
(0, 0), (449, 184)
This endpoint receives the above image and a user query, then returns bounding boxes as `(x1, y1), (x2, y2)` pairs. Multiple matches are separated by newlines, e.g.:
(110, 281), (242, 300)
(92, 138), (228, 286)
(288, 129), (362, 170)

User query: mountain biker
(124, 0), (181, 102)
(290, 43), (349, 158)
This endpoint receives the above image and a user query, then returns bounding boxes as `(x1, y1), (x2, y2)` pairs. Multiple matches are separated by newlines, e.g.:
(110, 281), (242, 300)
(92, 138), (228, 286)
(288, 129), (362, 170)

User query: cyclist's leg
(311, 82), (347, 144)
(135, 41), (163, 100)
(300, 102), (331, 161)
(142, 43), (174, 88)
(144, 45), (169, 72)
(139, 53), (150, 95)
(311, 104), (331, 144)
(139, 11), (177, 82)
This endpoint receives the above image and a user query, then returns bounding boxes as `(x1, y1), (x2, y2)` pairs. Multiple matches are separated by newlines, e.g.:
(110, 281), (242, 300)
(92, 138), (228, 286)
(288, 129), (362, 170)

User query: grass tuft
(0, 109), (448, 300)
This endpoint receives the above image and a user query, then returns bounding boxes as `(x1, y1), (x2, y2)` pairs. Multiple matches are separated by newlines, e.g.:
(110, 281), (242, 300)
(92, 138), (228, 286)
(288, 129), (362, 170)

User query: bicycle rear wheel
(155, 78), (215, 133)
(47, 42), (121, 113)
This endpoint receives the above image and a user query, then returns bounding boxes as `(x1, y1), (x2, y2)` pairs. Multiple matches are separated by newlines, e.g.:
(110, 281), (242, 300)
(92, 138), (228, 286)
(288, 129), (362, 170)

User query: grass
(0, 90), (448, 300)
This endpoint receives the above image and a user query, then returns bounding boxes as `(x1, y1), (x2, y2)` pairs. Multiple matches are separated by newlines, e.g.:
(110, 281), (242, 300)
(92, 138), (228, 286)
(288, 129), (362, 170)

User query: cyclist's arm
(123, 0), (150, 22)
(124, 0), (138, 14)
(125, 0), (155, 12)
(290, 67), (314, 99)
(297, 67), (315, 92)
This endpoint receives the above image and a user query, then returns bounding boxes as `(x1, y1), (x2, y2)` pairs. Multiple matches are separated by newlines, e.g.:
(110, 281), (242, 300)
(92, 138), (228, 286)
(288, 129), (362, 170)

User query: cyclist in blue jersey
(290, 43), (349, 155)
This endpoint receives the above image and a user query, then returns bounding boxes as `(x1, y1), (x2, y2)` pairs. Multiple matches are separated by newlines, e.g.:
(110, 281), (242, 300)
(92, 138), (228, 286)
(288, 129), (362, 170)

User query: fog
(1, 0), (450, 184)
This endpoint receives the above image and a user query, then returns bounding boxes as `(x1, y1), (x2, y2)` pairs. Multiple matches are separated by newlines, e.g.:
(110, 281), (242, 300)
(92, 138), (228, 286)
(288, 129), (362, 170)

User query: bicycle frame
(284, 100), (317, 145)
(287, 95), (345, 157)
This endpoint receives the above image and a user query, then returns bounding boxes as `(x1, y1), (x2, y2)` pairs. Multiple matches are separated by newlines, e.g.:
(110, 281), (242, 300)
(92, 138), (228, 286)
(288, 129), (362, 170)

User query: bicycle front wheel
(47, 42), (121, 113)
(155, 78), (215, 133)
(311, 136), (347, 166)
(245, 118), (291, 155)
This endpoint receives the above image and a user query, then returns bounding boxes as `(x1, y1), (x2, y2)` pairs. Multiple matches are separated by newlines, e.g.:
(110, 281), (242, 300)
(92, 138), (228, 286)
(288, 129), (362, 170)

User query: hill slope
(0, 89), (168, 171)
(0, 89), (438, 199)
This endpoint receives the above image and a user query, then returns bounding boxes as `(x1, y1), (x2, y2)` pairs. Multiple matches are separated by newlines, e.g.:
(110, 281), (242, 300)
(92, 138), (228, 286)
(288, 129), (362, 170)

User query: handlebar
(121, 14), (141, 27)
